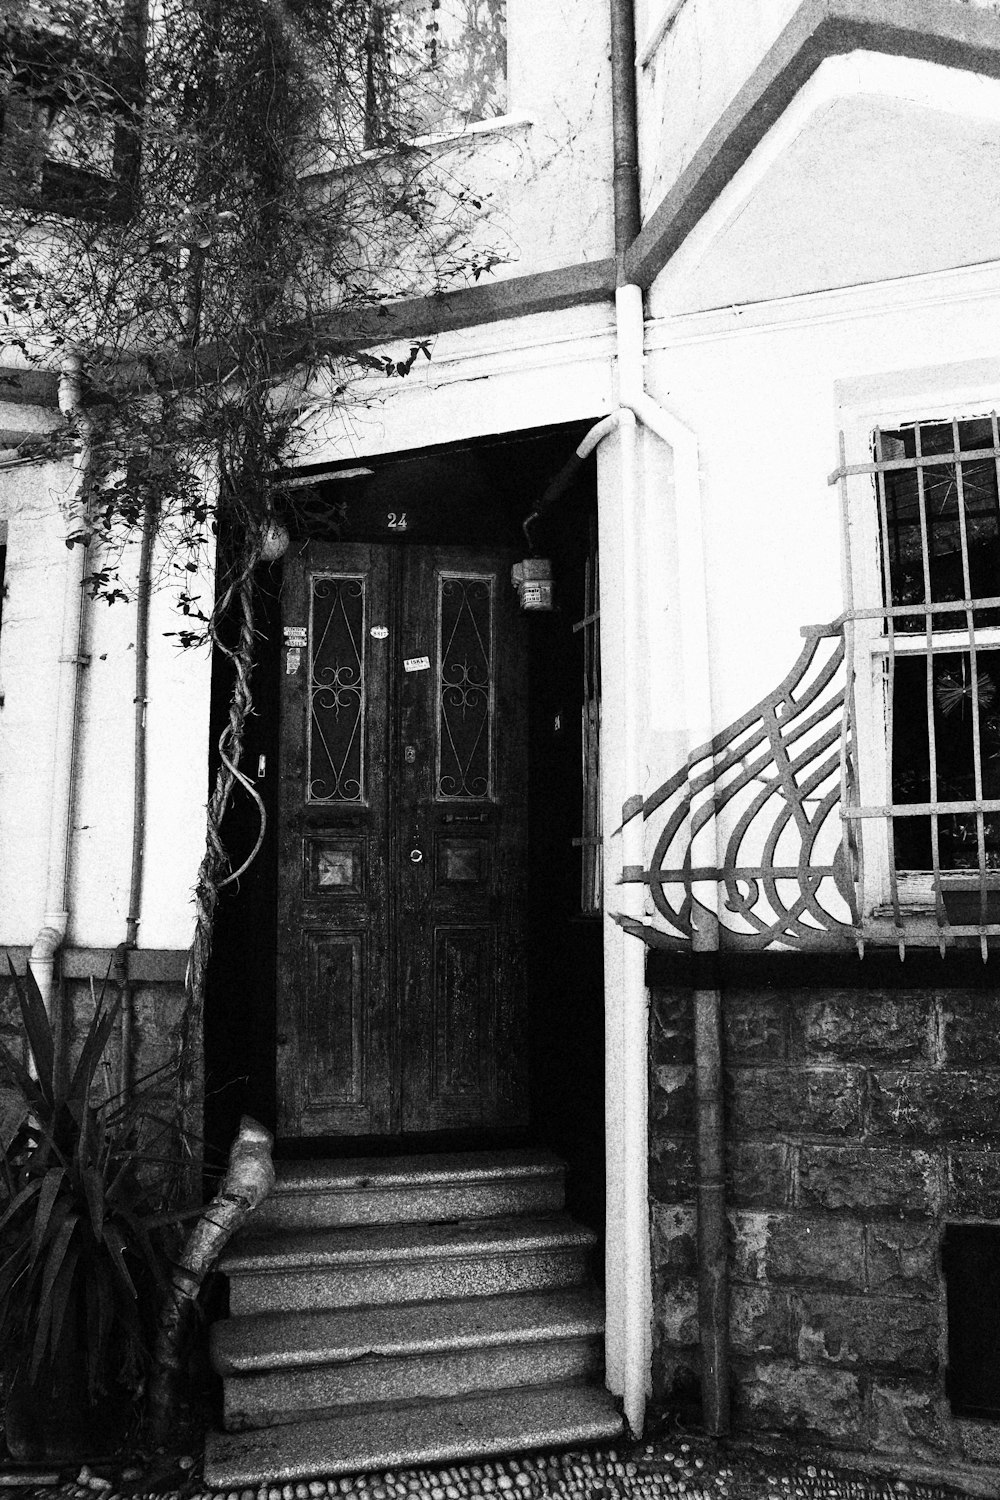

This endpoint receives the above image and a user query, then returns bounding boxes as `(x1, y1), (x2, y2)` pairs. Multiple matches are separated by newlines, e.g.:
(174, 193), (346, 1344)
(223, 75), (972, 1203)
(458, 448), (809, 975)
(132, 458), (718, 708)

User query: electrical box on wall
(511, 557), (555, 611)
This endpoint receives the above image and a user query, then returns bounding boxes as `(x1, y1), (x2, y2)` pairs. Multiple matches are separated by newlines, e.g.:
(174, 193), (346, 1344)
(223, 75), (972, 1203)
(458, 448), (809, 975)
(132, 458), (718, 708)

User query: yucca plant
(0, 960), (186, 1453)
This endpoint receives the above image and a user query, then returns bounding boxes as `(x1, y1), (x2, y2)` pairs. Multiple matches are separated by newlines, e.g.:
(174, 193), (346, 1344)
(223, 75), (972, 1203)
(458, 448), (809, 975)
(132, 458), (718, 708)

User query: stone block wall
(0, 972), (201, 1201)
(648, 982), (1000, 1470)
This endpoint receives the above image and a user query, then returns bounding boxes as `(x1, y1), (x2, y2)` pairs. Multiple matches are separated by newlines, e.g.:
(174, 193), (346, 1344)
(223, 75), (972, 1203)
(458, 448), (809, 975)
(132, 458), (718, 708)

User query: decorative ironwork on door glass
(437, 573), (494, 800)
(309, 574), (366, 803)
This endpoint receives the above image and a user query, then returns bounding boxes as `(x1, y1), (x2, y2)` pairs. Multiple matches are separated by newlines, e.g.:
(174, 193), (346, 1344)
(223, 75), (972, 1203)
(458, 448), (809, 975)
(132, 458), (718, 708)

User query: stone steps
(213, 1287), (607, 1429)
(225, 1214), (596, 1315)
(251, 1150), (567, 1231)
(205, 1150), (622, 1486)
(204, 1383), (624, 1487)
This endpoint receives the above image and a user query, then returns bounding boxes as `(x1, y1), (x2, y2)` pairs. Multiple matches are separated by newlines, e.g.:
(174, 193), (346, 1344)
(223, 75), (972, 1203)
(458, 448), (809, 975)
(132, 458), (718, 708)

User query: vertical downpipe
(610, 0), (641, 268)
(608, 0), (648, 1439)
(30, 355), (92, 1019)
(608, 0), (731, 1437)
(693, 978), (730, 1432)
(116, 488), (156, 1096)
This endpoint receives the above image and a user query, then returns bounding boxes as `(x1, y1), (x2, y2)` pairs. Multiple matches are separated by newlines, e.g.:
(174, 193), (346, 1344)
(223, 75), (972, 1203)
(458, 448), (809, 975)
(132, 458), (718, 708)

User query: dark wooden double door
(277, 540), (529, 1138)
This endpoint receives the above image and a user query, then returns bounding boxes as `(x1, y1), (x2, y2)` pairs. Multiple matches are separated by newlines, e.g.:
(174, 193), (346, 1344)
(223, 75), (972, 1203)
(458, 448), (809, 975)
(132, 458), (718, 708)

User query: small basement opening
(944, 1222), (1000, 1418)
(204, 421), (606, 1244)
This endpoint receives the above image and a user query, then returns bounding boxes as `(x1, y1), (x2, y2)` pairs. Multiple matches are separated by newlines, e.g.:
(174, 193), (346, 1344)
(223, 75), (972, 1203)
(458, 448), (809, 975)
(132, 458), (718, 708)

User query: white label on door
(404, 655), (430, 672)
(370, 625), (389, 639)
(283, 626), (307, 646)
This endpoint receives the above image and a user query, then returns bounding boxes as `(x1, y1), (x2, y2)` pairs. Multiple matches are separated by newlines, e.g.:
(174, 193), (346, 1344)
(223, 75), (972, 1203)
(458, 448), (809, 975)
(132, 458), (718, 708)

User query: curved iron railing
(617, 622), (861, 950)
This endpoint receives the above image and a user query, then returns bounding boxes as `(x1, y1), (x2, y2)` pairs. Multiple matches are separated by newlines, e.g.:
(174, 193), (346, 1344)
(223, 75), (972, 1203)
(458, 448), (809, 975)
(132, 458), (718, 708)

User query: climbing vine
(0, 0), (505, 1079)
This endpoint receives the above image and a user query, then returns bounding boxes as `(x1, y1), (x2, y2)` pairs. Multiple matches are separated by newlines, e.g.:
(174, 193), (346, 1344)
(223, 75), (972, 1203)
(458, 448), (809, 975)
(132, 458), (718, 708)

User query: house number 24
(386, 512), (408, 530)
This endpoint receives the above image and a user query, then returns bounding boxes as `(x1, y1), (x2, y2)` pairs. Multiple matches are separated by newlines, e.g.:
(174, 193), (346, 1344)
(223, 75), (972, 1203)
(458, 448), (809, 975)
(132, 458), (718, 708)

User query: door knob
(409, 848), (424, 864)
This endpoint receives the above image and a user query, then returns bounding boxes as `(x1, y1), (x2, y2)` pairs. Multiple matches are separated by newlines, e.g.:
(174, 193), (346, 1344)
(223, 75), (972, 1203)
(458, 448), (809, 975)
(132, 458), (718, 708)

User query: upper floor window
(364, 0), (507, 148)
(845, 404), (1000, 941)
(0, 1), (140, 216)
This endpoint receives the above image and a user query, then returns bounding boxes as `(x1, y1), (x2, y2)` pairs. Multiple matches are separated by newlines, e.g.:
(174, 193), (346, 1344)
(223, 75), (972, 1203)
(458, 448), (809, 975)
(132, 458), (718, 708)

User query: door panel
(277, 543), (393, 1136)
(277, 539), (528, 1138)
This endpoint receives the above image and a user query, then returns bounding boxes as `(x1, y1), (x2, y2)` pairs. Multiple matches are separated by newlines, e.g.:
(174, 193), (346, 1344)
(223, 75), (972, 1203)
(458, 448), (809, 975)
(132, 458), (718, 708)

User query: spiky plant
(0, 960), (184, 1413)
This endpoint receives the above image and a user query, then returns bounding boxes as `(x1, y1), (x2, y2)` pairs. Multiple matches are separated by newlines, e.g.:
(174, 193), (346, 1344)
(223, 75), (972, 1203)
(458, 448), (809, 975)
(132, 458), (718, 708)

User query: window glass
(872, 419), (1000, 892)
(367, 0), (507, 147)
(881, 420), (1000, 633)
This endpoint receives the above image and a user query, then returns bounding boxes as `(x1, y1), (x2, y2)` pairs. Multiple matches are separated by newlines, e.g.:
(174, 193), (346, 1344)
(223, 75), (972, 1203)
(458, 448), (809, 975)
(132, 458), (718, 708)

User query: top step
(253, 1149), (566, 1231)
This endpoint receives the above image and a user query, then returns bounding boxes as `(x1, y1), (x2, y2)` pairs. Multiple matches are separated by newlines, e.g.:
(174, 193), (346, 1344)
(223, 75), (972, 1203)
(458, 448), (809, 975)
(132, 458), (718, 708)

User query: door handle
(409, 848), (424, 864)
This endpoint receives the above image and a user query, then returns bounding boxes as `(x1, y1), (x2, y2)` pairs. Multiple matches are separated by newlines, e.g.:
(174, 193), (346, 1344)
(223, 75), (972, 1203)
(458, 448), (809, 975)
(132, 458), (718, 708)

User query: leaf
(0, 1176), (42, 1234)
(101, 1221), (137, 1298)
(0, 1031), (45, 1113)
(29, 1213), (79, 1380)
(29, 1167), (66, 1269)
(66, 989), (121, 1109)
(85, 1260), (112, 1395)
(6, 959), (55, 1109)
(46, 1236), (79, 1364)
(78, 1124), (105, 1244)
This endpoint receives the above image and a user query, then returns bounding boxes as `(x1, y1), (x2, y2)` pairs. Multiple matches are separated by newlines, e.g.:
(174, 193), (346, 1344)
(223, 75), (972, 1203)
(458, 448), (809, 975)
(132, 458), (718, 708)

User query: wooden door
(276, 540), (529, 1138)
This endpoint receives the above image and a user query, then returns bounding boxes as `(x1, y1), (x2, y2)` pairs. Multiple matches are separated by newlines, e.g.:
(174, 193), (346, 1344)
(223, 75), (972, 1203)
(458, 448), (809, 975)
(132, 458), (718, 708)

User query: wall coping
(626, 0), (1000, 290)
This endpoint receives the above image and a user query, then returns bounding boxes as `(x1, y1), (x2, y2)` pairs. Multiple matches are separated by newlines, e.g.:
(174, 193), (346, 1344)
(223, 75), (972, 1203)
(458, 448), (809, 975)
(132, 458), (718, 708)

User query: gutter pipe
(530, 294), (727, 1440)
(114, 486), (156, 1096)
(30, 356), (92, 1018)
(565, 0), (729, 1440)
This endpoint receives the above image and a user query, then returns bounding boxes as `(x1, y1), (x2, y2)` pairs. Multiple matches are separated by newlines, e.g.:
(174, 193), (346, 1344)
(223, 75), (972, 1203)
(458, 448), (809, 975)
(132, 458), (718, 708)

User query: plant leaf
(66, 989), (121, 1108)
(6, 958), (55, 1108)
(85, 1259), (112, 1394)
(46, 1235), (79, 1364)
(0, 1176), (42, 1234)
(29, 1167), (66, 1268)
(101, 1221), (137, 1298)
(80, 1136), (105, 1245)
(0, 1030), (46, 1114)
(29, 1212), (79, 1380)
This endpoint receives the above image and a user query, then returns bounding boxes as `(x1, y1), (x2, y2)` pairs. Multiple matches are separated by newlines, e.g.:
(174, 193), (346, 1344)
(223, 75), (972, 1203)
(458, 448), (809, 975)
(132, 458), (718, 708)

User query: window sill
(299, 112), (534, 185)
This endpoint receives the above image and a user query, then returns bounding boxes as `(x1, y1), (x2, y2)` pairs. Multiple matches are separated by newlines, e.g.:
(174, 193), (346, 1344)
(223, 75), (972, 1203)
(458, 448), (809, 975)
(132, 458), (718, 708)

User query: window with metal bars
(845, 411), (1000, 944)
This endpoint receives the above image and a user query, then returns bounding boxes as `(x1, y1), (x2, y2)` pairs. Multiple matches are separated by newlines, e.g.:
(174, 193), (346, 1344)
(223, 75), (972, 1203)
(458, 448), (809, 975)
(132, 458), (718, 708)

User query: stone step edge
(212, 1290), (606, 1373)
(223, 1217), (595, 1275)
(270, 1150), (566, 1196)
(203, 1382), (625, 1487)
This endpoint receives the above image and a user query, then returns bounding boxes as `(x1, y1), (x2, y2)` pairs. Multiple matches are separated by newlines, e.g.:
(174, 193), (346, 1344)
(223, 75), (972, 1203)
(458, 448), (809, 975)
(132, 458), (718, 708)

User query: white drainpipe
(29, 355), (92, 1014)
(567, 284), (706, 1436)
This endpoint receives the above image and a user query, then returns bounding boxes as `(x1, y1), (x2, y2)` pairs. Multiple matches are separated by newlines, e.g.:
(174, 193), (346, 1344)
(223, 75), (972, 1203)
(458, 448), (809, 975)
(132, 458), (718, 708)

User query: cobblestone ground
(0, 1440), (982, 1500)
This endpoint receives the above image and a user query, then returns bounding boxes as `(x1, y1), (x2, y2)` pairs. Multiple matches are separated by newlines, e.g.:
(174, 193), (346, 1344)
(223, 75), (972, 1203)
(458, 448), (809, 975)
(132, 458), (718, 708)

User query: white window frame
(837, 358), (1000, 943)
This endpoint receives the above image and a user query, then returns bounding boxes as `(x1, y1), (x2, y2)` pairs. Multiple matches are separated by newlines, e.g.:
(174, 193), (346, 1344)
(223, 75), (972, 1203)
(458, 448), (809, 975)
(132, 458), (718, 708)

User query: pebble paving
(0, 1441), (979, 1500)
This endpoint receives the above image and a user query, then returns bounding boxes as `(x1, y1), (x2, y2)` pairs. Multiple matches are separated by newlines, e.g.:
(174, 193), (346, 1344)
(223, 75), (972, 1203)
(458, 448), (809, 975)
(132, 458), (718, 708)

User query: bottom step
(204, 1383), (624, 1487)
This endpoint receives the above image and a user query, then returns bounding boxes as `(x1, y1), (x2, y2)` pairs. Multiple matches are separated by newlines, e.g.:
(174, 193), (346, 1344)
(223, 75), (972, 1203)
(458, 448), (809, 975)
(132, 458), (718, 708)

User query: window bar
(833, 443), (1000, 481)
(873, 429), (904, 952)
(950, 418), (990, 958)
(837, 432), (864, 951)
(913, 422), (950, 951)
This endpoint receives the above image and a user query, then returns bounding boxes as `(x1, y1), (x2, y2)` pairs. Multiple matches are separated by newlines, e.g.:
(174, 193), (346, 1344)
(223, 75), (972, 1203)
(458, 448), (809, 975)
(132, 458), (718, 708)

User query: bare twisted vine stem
(180, 530), (265, 1160)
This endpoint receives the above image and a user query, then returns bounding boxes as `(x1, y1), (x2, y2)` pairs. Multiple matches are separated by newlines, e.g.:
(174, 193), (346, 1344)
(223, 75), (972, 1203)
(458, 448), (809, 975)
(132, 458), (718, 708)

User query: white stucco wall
(637, 0), (1000, 222)
(640, 267), (1000, 760)
(294, 302), (617, 464)
(637, 0), (802, 214)
(0, 457), (213, 953)
(313, 0), (615, 300)
(0, 459), (73, 943)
